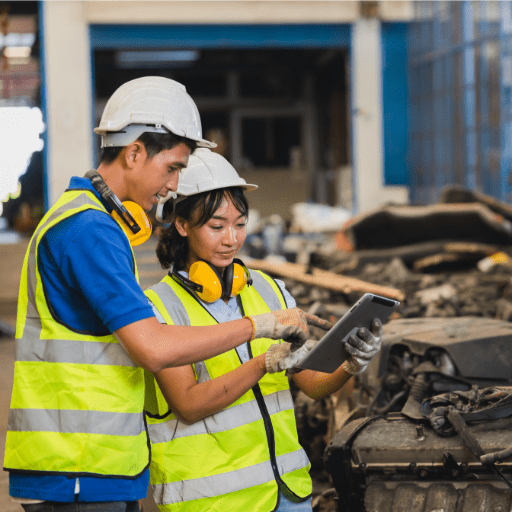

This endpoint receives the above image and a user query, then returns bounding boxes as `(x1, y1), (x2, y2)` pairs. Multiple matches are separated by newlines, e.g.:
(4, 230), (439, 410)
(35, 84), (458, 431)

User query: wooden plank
(246, 258), (405, 301)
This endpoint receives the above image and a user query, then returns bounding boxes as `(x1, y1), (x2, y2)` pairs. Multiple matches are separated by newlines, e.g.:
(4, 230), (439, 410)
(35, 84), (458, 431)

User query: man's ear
(174, 217), (189, 238)
(124, 141), (146, 168)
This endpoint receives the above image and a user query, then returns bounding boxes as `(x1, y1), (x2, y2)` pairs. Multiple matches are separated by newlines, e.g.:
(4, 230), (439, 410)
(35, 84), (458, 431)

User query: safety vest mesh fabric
(144, 271), (312, 512)
(4, 189), (149, 478)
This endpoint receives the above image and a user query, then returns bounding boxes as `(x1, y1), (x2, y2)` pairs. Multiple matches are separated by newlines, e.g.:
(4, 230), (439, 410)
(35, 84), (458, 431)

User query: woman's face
(176, 193), (247, 271)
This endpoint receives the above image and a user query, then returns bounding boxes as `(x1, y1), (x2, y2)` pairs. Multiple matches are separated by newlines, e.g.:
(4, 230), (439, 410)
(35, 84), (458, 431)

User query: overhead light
(4, 46), (31, 59)
(3, 45), (31, 65)
(115, 50), (200, 69)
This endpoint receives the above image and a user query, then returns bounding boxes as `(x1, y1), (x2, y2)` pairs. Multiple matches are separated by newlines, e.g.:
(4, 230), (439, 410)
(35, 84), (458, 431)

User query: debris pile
(242, 186), (512, 509)
(245, 187), (512, 326)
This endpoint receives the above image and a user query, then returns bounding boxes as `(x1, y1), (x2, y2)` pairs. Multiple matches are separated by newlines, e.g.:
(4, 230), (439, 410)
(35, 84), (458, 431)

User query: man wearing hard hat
(4, 77), (329, 511)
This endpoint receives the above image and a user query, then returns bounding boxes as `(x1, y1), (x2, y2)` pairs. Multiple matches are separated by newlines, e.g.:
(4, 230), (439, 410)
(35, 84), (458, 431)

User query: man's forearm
(115, 316), (254, 373)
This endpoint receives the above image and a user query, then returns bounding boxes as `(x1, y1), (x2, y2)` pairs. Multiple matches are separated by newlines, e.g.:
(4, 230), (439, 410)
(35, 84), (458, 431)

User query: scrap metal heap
(244, 186), (512, 511)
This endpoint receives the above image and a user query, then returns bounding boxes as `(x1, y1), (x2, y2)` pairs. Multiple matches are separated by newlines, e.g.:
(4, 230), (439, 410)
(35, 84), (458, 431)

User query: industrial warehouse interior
(1, 2), (512, 512)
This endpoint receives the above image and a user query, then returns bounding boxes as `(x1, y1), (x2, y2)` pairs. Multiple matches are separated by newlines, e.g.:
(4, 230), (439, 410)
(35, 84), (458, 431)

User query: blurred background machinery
(4, 1), (512, 231)
(1, 0), (412, 231)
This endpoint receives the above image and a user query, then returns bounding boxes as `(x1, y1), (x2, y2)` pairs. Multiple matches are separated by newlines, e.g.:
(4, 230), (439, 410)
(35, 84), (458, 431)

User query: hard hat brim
(155, 183), (258, 224)
(177, 183), (258, 197)
(94, 124), (217, 149)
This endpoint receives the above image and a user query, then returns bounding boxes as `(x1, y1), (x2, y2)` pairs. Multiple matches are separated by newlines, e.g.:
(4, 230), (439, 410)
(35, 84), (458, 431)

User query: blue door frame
(382, 23), (409, 187)
(89, 23), (352, 175)
(38, 1), (49, 211)
(89, 24), (351, 49)
(39, 20), (407, 210)
(38, 21), (410, 211)
(88, 23), (408, 203)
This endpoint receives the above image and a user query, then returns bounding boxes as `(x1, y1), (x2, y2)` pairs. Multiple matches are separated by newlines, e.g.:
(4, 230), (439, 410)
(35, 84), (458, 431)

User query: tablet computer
(294, 293), (400, 373)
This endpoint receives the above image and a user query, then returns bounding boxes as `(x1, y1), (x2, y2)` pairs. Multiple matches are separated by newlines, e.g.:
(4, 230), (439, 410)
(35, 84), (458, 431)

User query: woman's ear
(174, 217), (189, 238)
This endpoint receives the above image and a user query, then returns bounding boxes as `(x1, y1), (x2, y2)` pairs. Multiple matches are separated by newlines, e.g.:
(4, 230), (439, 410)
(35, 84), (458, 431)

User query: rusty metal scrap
(240, 189), (512, 511)
(336, 202), (512, 252)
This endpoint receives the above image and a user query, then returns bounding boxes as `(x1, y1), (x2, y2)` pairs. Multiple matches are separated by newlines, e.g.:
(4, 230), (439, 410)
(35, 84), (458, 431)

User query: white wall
(42, 2), (93, 205)
(84, 1), (360, 24)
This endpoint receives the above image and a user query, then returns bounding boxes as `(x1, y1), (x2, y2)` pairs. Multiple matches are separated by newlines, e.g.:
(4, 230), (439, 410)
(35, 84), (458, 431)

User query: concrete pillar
(42, 1), (92, 206)
(351, 17), (408, 214)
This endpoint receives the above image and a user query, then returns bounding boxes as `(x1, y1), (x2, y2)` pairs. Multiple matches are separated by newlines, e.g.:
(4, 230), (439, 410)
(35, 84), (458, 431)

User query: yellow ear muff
(189, 261), (224, 303)
(231, 263), (248, 297)
(111, 201), (152, 246)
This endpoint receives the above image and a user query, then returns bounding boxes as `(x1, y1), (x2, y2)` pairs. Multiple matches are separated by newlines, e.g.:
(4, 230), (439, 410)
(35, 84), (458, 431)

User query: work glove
(246, 307), (332, 350)
(342, 318), (383, 374)
(265, 340), (318, 375)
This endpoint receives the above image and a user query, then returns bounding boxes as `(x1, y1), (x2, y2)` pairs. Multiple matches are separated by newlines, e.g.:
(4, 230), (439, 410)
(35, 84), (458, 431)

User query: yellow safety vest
(145, 271), (312, 512)
(4, 189), (149, 478)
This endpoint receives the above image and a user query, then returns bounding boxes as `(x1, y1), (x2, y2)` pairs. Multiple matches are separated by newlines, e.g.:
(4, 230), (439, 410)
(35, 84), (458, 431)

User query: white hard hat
(156, 148), (258, 223)
(94, 76), (216, 149)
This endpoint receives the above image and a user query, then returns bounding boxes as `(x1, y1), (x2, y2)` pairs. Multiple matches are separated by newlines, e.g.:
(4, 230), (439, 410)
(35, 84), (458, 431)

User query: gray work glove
(246, 307), (332, 350)
(265, 340), (317, 375)
(342, 318), (383, 374)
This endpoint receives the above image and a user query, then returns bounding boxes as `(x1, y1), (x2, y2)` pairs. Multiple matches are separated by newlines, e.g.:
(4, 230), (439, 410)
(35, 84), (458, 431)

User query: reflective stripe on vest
(145, 271), (312, 511)
(4, 189), (149, 478)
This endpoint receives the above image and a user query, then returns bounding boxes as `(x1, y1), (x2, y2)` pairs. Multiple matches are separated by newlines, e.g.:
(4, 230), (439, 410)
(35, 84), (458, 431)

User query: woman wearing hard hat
(144, 149), (382, 512)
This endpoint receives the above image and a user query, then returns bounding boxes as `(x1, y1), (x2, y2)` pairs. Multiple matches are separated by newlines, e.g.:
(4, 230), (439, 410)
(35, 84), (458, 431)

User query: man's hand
(342, 318), (383, 374)
(265, 340), (317, 375)
(246, 307), (332, 349)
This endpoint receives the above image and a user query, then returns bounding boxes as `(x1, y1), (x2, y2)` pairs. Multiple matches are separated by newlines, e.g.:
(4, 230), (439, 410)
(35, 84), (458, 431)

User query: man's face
(128, 142), (191, 211)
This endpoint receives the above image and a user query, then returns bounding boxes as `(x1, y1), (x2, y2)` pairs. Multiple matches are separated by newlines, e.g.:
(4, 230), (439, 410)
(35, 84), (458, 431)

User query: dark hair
(156, 187), (249, 270)
(100, 131), (198, 164)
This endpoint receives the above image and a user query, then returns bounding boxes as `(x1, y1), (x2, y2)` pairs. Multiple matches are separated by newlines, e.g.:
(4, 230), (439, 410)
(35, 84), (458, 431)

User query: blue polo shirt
(9, 177), (154, 502)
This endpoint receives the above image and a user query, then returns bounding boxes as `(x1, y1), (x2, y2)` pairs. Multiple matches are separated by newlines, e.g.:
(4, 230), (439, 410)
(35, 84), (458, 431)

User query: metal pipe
(481, 445), (512, 465)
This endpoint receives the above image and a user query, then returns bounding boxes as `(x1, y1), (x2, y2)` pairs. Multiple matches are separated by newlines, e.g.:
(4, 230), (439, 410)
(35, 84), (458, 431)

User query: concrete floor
(0, 237), (28, 510)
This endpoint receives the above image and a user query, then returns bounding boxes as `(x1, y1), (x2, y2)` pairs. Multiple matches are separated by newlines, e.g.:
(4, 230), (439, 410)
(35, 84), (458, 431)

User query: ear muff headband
(230, 259), (252, 298)
(172, 258), (252, 303)
(222, 262), (235, 301)
(84, 169), (152, 246)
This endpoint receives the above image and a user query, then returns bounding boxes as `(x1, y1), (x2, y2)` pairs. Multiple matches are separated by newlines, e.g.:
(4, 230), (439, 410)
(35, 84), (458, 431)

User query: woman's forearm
(155, 353), (267, 424)
(292, 364), (352, 401)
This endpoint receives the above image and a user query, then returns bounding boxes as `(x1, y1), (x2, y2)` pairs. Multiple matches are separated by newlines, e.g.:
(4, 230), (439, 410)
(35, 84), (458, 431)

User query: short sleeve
(41, 209), (155, 333)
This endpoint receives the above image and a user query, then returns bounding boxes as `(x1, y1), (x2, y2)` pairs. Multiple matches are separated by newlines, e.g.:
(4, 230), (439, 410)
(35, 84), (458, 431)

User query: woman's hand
(342, 318), (383, 374)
